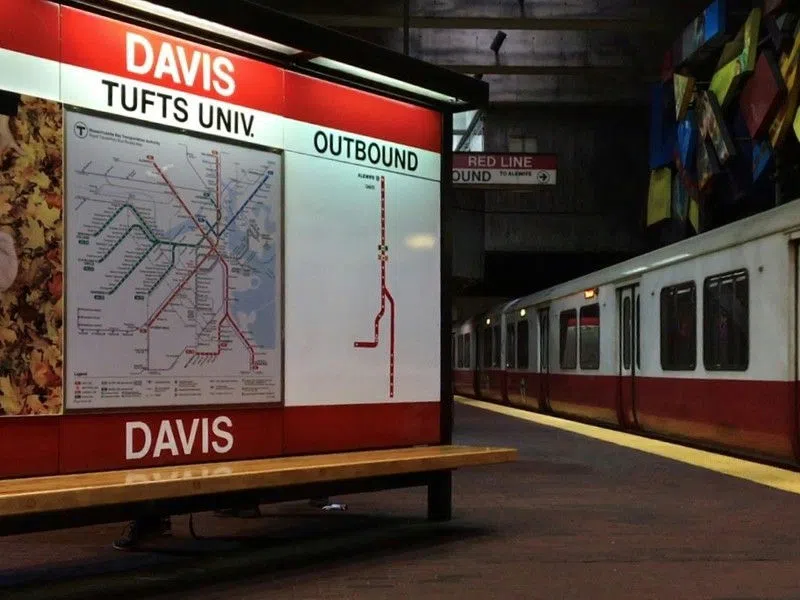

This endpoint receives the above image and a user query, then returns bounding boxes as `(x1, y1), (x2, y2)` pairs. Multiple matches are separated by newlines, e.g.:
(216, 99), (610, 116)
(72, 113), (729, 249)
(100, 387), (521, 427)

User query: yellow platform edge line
(456, 396), (800, 495)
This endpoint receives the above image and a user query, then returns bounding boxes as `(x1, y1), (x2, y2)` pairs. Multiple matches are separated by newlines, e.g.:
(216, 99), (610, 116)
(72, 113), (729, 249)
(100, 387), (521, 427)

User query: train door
(794, 244), (800, 461)
(451, 332), (456, 394)
(538, 307), (551, 412)
(469, 330), (479, 397)
(477, 320), (488, 399)
(618, 285), (640, 428)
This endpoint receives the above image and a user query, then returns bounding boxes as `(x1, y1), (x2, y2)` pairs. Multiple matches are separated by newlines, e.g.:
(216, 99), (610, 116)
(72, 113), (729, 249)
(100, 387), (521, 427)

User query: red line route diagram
(146, 155), (257, 370)
(354, 176), (396, 398)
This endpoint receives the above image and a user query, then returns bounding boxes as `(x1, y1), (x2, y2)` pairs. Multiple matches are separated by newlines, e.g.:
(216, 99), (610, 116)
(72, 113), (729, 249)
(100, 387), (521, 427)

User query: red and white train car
(454, 198), (800, 465)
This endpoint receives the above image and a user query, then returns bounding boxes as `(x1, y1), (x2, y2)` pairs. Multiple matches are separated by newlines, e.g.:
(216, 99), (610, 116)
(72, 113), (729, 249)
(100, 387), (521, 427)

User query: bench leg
(427, 471), (452, 522)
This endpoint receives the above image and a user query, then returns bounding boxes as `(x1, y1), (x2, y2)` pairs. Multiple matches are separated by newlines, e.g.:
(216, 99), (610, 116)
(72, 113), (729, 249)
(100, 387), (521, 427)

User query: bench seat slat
(0, 445), (516, 517)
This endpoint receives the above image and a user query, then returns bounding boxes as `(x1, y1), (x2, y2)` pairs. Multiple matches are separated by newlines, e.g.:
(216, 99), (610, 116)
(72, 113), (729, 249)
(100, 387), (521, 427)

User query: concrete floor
(2, 402), (800, 599)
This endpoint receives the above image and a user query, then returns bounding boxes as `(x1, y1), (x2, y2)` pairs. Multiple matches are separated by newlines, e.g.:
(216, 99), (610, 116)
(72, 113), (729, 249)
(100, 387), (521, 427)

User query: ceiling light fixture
(106, 0), (303, 55)
(490, 31), (507, 53)
(309, 57), (464, 104)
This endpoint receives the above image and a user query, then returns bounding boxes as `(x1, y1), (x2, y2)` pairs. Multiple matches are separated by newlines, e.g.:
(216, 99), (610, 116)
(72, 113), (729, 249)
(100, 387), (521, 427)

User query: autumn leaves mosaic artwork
(0, 90), (64, 416)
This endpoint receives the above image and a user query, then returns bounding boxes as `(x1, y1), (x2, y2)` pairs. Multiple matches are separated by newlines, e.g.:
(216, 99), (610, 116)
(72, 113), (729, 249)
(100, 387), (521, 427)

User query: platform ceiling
(255, 0), (712, 105)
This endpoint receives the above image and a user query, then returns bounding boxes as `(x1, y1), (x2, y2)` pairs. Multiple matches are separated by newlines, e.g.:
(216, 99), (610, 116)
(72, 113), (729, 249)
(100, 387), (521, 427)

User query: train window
(622, 297), (631, 369)
(704, 270), (749, 371)
(517, 319), (529, 370)
(539, 312), (549, 372)
(465, 332), (472, 368)
(559, 309), (577, 369)
(506, 322), (516, 369)
(660, 282), (697, 371)
(579, 304), (600, 370)
(492, 324), (501, 368)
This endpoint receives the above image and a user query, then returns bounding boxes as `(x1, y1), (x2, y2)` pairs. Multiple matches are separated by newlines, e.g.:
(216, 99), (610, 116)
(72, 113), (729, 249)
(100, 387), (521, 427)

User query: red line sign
(453, 152), (558, 186)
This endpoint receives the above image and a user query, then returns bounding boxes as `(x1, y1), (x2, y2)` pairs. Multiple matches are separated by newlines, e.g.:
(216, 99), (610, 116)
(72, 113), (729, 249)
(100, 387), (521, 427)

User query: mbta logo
(74, 121), (88, 138)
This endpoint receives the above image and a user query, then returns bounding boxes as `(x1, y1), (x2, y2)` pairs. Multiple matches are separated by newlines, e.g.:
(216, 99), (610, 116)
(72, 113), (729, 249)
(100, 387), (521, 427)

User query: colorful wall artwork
(648, 1), (800, 237)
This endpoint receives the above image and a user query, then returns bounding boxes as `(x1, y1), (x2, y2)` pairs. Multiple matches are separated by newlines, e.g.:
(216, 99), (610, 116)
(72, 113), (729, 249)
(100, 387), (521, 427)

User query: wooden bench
(0, 445), (516, 536)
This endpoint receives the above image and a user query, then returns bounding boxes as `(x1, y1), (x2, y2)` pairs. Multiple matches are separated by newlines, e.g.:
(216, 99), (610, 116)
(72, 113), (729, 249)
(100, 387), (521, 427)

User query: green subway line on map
(93, 203), (157, 240)
(91, 202), (209, 294)
(148, 245), (177, 295)
(93, 203), (199, 248)
(106, 242), (158, 296)
(97, 223), (151, 263)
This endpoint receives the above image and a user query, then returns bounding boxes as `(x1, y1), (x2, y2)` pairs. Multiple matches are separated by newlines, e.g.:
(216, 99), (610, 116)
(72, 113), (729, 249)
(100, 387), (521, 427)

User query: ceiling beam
(488, 98), (648, 107)
(442, 64), (656, 78)
(291, 14), (672, 33)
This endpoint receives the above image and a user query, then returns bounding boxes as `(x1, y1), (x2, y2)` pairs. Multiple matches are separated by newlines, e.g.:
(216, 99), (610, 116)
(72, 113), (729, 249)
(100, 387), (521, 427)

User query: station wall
(450, 104), (649, 296)
(452, 189), (485, 281)
(481, 104), (648, 254)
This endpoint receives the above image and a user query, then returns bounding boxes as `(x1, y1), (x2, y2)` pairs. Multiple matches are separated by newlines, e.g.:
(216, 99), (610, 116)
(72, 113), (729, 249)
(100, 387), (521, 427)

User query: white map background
(64, 110), (281, 409)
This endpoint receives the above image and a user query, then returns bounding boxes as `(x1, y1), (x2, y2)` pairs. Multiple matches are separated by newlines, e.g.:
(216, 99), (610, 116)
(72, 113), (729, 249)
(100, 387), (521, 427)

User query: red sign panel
(284, 72), (441, 154)
(59, 407), (283, 473)
(453, 152), (558, 186)
(1, 2), (441, 153)
(0, 0), (59, 61)
(60, 7), (285, 116)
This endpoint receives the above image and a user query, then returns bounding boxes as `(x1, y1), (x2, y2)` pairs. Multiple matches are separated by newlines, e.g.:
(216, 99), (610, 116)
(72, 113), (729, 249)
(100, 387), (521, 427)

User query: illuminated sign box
(0, 0), (486, 476)
(452, 152), (557, 187)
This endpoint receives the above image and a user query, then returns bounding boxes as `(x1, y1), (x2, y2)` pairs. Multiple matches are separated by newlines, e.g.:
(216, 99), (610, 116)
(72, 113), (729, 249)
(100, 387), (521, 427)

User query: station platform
(2, 400), (800, 599)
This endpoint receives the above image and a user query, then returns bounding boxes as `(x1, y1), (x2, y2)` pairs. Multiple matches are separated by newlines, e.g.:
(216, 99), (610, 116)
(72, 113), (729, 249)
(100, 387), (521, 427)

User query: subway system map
(65, 111), (281, 409)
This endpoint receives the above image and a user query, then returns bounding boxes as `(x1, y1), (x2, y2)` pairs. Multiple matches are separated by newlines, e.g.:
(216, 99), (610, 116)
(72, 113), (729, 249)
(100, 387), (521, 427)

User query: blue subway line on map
(216, 172), (272, 239)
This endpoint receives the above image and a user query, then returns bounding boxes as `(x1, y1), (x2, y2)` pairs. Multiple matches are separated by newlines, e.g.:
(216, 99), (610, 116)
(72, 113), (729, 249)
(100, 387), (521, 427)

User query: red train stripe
(635, 376), (795, 460)
(547, 373), (620, 424)
(468, 368), (799, 463)
(563, 317), (599, 327)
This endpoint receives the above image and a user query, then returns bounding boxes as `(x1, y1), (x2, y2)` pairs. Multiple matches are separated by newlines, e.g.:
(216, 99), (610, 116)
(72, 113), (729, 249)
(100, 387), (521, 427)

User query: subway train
(452, 198), (800, 467)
